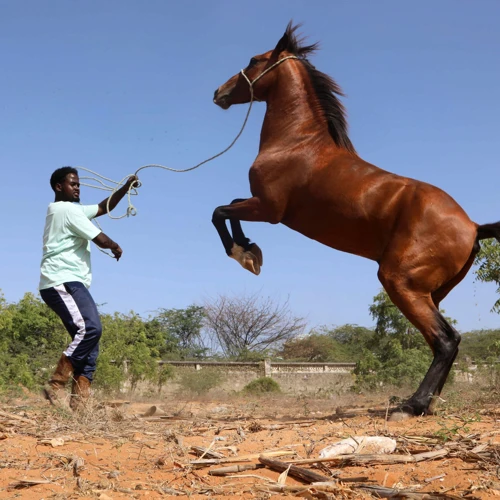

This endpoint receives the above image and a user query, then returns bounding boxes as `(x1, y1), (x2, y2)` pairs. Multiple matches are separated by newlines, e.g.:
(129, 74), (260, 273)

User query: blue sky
(1, 0), (499, 333)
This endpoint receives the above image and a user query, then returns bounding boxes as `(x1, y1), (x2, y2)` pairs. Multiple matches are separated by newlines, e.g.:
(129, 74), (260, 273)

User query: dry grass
(0, 384), (498, 499)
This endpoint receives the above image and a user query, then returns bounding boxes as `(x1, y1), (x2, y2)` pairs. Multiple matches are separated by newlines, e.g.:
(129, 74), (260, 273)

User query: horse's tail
(477, 221), (500, 243)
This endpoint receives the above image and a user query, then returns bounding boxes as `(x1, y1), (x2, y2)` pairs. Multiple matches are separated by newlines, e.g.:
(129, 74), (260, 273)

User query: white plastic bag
(319, 436), (397, 458)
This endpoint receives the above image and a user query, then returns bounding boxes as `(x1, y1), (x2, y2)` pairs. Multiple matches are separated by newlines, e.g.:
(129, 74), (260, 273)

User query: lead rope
(78, 55), (298, 255)
(78, 55), (298, 219)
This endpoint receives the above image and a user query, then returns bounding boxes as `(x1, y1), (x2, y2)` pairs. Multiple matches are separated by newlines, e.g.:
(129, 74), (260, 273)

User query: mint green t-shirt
(39, 202), (101, 290)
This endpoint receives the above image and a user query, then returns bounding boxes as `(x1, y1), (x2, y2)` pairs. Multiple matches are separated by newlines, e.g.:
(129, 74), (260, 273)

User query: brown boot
(43, 354), (73, 408)
(70, 375), (91, 411)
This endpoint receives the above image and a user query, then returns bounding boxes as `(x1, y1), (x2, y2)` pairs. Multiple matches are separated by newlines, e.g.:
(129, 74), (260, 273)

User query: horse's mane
(282, 23), (356, 154)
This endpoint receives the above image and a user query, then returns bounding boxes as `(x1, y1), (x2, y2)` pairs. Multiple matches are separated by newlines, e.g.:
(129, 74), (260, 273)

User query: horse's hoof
(248, 243), (263, 266)
(230, 244), (261, 275)
(388, 401), (428, 421)
(242, 251), (261, 275)
(388, 411), (413, 422)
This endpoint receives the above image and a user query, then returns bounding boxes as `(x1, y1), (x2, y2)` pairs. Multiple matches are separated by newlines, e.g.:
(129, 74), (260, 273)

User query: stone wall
(128, 360), (357, 396)
(122, 360), (481, 396)
(269, 362), (356, 395)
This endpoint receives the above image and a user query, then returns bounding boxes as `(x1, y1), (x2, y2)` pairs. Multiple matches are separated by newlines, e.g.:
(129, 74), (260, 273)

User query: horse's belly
(282, 215), (385, 261)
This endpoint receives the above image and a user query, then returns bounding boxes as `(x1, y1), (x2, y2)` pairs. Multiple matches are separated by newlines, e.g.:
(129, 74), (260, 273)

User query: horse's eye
(248, 57), (258, 67)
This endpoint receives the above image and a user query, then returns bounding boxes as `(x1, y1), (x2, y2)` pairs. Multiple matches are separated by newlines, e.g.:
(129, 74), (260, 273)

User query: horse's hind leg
(378, 269), (461, 418)
(429, 247), (478, 407)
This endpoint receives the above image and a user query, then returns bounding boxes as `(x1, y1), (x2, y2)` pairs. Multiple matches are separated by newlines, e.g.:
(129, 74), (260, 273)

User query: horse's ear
(270, 32), (289, 60)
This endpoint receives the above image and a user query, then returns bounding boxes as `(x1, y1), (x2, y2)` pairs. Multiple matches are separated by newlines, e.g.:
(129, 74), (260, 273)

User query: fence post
(264, 358), (272, 377)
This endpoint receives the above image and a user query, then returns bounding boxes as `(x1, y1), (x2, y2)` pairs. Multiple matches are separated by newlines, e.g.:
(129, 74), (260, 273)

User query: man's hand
(93, 232), (123, 261)
(111, 245), (123, 261)
(126, 175), (139, 188)
(96, 175), (140, 217)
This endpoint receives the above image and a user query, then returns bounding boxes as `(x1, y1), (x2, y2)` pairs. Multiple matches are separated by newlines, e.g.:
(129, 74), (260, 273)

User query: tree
(95, 311), (165, 392)
(354, 289), (434, 390)
(474, 240), (500, 313)
(325, 324), (374, 347)
(460, 329), (500, 362)
(0, 291), (175, 393)
(204, 293), (306, 359)
(0, 292), (68, 389)
(280, 333), (348, 362)
(279, 324), (375, 362)
(368, 290), (428, 351)
(152, 305), (207, 359)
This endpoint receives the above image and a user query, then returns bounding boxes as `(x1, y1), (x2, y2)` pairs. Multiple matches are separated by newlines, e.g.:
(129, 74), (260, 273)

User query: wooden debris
(354, 483), (463, 499)
(189, 449), (296, 467)
(209, 464), (264, 476)
(286, 448), (449, 466)
(72, 457), (85, 477)
(103, 400), (130, 408)
(161, 486), (186, 495)
(8, 478), (53, 490)
(0, 410), (37, 425)
(259, 455), (331, 484)
(38, 437), (65, 447)
(190, 445), (225, 459)
(424, 473), (446, 483)
(257, 481), (462, 499)
(142, 405), (157, 417)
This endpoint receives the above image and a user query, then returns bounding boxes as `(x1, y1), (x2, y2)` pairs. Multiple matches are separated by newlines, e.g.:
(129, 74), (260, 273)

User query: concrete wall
(122, 360), (483, 396)
(269, 362), (355, 395)
(127, 360), (357, 396)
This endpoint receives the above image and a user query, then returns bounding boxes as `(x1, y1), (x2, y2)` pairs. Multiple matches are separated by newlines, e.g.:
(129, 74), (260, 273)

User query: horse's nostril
(213, 89), (219, 100)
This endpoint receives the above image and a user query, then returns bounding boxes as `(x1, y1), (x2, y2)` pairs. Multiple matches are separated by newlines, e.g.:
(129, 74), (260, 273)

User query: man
(39, 166), (138, 411)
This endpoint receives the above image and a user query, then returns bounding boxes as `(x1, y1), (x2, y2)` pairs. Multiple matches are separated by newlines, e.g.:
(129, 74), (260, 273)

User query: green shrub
(243, 377), (281, 395)
(178, 370), (221, 395)
(354, 342), (432, 392)
(157, 364), (176, 392)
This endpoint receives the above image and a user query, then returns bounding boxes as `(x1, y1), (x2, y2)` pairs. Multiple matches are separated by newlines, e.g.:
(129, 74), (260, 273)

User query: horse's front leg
(212, 197), (272, 275)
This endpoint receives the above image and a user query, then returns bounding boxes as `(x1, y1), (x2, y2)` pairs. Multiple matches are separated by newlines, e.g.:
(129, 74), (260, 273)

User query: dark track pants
(40, 281), (102, 382)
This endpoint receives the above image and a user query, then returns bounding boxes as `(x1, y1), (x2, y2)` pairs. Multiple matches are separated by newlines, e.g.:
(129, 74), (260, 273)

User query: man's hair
(50, 166), (78, 191)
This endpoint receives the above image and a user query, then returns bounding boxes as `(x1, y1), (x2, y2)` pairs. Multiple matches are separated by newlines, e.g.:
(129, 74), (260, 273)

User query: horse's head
(213, 23), (312, 109)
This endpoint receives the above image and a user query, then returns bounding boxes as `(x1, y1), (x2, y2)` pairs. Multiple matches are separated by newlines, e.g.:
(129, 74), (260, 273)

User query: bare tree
(203, 292), (306, 358)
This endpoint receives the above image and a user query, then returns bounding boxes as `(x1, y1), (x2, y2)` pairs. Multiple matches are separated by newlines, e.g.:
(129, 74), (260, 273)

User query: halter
(239, 55), (299, 101)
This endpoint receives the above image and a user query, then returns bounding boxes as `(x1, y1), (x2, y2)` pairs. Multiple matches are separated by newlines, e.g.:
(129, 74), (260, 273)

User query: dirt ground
(0, 390), (499, 499)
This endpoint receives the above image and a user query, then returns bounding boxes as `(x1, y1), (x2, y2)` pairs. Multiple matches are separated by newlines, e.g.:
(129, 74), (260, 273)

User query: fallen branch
(189, 450), (296, 467)
(285, 448), (448, 466)
(257, 481), (462, 499)
(0, 410), (37, 425)
(8, 479), (53, 490)
(209, 464), (264, 476)
(190, 446), (225, 459)
(354, 483), (462, 499)
(258, 455), (331, 484)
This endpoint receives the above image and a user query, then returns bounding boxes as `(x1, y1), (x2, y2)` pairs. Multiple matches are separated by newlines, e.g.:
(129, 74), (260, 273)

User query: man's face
(56, 173), (81, 202)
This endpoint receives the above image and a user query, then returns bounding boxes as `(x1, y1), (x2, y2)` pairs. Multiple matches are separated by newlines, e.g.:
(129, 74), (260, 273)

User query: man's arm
(92, 232), (123, 261)
(95, 175), (139, 217)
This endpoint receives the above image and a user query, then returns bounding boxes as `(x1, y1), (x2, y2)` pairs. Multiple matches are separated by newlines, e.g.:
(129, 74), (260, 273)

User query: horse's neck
(259, 64), (331, 150)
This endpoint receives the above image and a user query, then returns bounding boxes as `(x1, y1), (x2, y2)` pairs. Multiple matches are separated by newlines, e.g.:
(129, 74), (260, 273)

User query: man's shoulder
(50, 202), (91, 215)
(48, 201), (78, 211)
(47, 202), (98, 222)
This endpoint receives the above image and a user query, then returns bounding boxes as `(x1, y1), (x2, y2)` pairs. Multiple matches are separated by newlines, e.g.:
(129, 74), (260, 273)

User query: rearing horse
(212, 23), (500, 418)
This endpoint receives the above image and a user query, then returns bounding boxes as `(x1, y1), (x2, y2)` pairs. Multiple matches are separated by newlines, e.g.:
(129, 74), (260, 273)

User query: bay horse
(212, 23), (500, 418)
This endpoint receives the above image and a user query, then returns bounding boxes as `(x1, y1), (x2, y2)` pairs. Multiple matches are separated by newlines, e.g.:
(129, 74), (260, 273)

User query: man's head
(50, 167), (80, 202)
